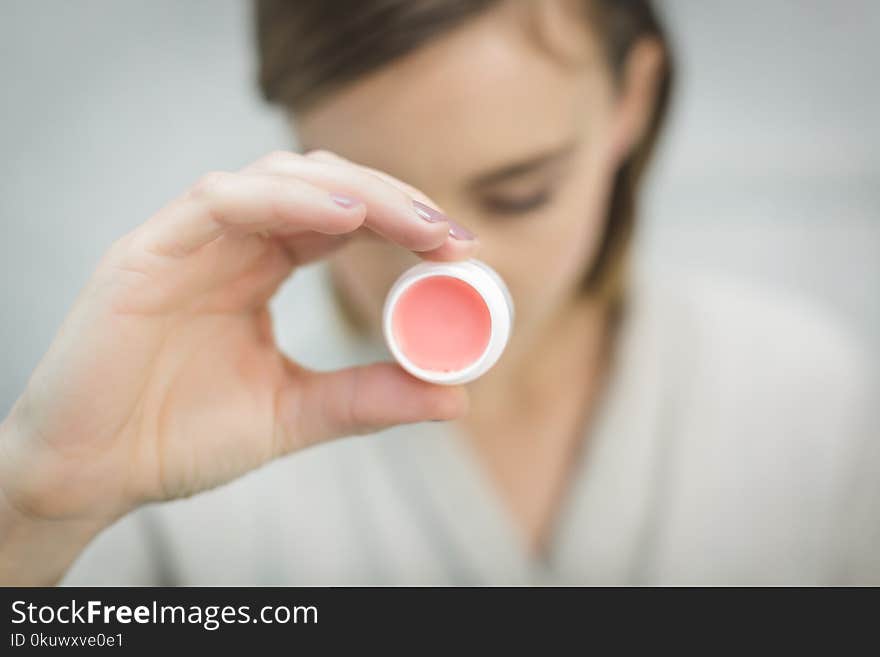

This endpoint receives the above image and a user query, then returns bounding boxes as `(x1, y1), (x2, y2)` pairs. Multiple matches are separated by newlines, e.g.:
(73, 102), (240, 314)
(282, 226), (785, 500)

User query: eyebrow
(467, 139), (579, 189)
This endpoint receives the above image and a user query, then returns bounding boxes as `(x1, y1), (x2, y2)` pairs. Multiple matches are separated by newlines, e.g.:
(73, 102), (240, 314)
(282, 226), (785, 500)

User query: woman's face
(296, 1), (635, 349)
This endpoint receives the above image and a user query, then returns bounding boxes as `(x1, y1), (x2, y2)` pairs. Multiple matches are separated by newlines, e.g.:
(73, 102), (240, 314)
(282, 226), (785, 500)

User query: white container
(382, 259), (514, 385)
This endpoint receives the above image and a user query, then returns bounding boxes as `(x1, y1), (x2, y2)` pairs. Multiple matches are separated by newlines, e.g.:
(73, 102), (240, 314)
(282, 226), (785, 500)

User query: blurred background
(1, 0), (878, 415)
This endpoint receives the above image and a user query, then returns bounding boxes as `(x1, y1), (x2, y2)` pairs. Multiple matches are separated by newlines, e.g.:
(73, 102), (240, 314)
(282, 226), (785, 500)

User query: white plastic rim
(382, 258), (515, 385)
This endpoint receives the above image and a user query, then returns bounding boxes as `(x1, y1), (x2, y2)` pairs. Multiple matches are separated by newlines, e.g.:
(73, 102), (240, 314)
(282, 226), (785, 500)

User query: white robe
(61, 263), (880, 585)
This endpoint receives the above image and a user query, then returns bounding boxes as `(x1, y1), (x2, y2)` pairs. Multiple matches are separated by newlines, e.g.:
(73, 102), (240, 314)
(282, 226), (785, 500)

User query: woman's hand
(0, 150), (477, 584)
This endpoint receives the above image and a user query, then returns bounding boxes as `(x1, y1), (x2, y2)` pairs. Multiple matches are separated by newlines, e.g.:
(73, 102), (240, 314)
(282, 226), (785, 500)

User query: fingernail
(413, 200), (475, 240)
(412, 199), (449, 223)
(331, 193), (361, 208)
(447, 218), (476, 241)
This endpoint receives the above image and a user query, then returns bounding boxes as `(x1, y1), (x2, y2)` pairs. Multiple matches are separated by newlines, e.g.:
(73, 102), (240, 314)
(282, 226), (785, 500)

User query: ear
(609, 37), (666, 165)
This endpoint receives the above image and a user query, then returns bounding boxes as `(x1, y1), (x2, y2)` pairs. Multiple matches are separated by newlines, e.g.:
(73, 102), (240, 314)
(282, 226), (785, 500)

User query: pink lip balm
(383, 259), (514, 385)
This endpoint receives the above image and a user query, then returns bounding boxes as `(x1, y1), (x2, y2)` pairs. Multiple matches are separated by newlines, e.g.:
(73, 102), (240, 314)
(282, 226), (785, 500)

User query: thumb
(276, 361), (470, 451)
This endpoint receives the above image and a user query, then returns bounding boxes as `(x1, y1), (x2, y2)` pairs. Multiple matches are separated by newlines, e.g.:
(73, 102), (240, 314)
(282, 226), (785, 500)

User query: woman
(1, 0), (876, 585)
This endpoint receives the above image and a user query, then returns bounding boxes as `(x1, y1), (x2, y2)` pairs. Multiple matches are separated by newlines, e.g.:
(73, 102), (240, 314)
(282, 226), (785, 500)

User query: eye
(481, 189), (553, 217)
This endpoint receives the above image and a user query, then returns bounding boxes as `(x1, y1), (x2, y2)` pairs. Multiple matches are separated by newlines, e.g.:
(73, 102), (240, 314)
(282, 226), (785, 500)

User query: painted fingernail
(447, 218), (476, 241)
(412, 199), (449, 223)
(331, 193), (361, 208)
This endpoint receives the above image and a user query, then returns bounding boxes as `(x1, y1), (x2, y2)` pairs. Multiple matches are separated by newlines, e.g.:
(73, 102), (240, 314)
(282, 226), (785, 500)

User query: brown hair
(254, 0), (673, 302)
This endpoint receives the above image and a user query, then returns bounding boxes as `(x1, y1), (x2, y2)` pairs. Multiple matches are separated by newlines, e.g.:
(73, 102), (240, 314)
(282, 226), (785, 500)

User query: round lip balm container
(383, 259), (514, 385)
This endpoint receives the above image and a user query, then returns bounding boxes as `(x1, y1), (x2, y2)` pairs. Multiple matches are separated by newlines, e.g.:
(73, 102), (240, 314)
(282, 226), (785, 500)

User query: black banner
(1, 586), (876, 650)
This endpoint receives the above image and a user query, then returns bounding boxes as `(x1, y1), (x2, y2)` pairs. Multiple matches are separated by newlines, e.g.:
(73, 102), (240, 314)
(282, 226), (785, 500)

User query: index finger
(243, 151), (479, 260)
(300, 149), (478, 260)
